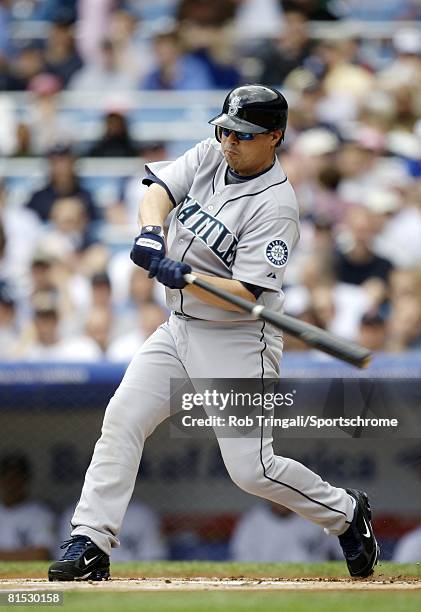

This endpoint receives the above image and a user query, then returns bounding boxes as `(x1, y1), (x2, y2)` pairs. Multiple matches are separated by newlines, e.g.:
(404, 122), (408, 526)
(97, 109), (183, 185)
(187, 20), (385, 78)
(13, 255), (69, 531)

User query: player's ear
(271, 130), (283, 147)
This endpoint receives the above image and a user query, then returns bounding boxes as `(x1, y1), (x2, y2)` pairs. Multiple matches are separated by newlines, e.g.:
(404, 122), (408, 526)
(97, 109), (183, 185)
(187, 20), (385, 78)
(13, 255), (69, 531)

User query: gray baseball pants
(71, 314), (353, 554)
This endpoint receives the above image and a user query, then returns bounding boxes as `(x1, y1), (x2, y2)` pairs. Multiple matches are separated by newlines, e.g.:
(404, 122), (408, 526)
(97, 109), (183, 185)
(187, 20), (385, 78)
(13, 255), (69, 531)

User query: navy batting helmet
(209, 84), (288, 140)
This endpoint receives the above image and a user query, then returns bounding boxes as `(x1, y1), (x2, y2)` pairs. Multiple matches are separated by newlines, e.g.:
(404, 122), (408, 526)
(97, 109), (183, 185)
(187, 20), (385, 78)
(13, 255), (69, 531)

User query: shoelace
(338, 522), (362, 559)
(59, 536), (91, 561)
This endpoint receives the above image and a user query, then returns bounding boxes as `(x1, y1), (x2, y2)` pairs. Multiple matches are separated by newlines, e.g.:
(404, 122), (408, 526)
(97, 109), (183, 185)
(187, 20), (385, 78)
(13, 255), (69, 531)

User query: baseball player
(48, 85), (379, 581)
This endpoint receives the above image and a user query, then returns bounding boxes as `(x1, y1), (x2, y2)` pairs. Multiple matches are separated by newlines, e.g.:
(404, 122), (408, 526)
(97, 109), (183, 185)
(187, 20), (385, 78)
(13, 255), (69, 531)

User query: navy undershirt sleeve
(241, 281), (265, 299)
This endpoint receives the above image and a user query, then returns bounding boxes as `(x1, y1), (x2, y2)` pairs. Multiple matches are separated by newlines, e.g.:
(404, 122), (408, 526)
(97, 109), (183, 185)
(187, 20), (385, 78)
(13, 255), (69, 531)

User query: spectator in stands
(25, 248), (94, 338)
(374, 181), (421, 267)
(11, 123), (33, 157)
(58, 500), (168, 560)
(177, 0), (236, 25)
(308, 285), (335, 331)
(0, 179), (41, 293)
(357, 90), (397, 135)
(287, 128), (342, 219)
(84, 271), (133, 342)
(107, 301), (167, 362)
(283, 0), (339, 20)
(366, 266), (421, 351)
(43, 10), (83, 87)
(179, 20), (240, 88)
(76, 0), (114, 64)
(84, 110), (139, 157)
(41, 196), (101, 265)
(106, 254), (167, 327)
(26, 143), (99, 222)
(22, 247), (64, 324)
(110, 142), (168, 227)
(357, 312), (388, 352)
(90, 271), (112, 310)
(363, 189), (404, 265)
(34, 196), (109, 307)
(230, 502), (341, 562)
(379, 27), (421, 91)
(393, 526), (421, 562)
(317, 38), (374, 101)
(389, 268), (421, 305)
(233, 0), (284, 39)
(334, 206), (394, 287)
(129, 267), (158, 308)
(140, 29), (213, 91)
(69, 38), (137, 92)
(107, 250), (166, 310)
(282, 69), (327, 135)
(3, 42), (44, 91)
(285, 252), (373, 342)
(244, 7), (313, 86)
(108, 8), (153, 83)
(18, 291), (102, 362)
(85, 306), (112, 356)
(0, 454), (55, 560)
(0, 283), (20, 360)
(26, 73), (74, 154)
(336, 137), (394, 205)
(0, 42), (40, 91)
(28, 250), (61, 298)
(387, 294), (421, 351)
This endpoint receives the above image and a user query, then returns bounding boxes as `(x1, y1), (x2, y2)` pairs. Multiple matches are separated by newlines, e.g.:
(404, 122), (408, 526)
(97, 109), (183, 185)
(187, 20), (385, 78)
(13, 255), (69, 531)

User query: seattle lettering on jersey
(177, 196), (238, 268)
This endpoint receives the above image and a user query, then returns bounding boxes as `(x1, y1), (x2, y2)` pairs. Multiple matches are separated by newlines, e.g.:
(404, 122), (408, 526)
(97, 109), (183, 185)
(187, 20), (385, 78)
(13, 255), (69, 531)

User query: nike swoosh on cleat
(83, 554), (101, 567)
(77, 572), (93, 580)
(362, 517), (371, 538)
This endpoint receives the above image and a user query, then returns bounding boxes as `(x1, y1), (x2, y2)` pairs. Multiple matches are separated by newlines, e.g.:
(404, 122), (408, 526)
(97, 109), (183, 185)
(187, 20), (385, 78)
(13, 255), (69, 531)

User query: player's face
(220, 129), (282, 176)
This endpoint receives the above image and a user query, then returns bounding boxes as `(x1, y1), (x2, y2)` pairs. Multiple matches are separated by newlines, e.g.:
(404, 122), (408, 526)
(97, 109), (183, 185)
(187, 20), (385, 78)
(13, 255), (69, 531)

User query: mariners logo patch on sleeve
(264, 239), (289, 267)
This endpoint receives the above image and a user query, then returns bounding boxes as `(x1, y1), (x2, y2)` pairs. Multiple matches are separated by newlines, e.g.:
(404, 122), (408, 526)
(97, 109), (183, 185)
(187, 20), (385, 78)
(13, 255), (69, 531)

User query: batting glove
(149, 257), (191, 289)
(130, 231), (165, 271)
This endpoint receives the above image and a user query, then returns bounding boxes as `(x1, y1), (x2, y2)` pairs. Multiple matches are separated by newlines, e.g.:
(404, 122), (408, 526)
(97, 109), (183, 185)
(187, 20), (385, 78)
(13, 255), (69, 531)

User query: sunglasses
(220, 128), (269, 141)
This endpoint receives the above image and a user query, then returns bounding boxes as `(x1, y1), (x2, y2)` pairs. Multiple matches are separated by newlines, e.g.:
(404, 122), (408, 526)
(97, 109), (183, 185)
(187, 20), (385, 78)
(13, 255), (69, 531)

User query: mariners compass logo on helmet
(265, 239), (289, 267)
(228, 95), (241, 116)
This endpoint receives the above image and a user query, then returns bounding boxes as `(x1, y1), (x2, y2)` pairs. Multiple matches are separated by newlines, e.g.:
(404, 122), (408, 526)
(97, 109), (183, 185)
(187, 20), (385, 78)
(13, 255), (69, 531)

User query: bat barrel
(261, 310), (372, 369)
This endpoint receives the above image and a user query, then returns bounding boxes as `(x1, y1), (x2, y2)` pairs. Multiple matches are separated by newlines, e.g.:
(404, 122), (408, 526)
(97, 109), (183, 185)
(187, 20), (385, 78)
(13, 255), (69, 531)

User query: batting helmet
(209, 84), (288, 141)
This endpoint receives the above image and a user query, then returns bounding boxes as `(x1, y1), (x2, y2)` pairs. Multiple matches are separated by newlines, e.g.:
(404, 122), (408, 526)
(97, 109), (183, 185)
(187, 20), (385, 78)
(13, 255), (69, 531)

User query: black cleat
(339, 489), (380, 578)
(48, 535), (110, 582)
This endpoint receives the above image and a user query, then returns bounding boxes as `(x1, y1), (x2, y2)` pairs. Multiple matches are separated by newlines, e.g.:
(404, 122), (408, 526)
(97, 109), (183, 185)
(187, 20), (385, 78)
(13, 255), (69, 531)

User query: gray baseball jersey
(143, 138), (300, 321)
(70, 138), (353, 558)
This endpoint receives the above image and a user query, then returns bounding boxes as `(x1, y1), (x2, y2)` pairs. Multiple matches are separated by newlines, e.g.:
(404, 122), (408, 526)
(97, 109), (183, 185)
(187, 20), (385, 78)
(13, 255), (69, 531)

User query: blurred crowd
(0, 0), (420, 361)
(1, 1), (421, 95)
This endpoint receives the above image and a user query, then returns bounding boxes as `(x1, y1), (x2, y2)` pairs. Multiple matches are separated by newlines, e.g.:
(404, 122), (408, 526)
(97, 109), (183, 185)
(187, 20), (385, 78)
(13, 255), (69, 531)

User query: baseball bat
(184, 273), (372, 369)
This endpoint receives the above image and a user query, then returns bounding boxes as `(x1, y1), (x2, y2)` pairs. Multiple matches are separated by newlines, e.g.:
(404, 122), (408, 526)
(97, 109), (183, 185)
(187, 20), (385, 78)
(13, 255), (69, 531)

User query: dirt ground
(1, 577), (420, 592)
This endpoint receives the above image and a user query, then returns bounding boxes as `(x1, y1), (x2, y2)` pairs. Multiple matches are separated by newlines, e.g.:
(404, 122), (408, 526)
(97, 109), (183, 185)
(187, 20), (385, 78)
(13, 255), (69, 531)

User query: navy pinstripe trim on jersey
(214, 177), (288, 218)
(211, 167), (218, 195)
(258, 323), (350, 522)
(179, 289), (184, 314)
(178, 235), (196, 315)
(142, 174), (177, 208)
